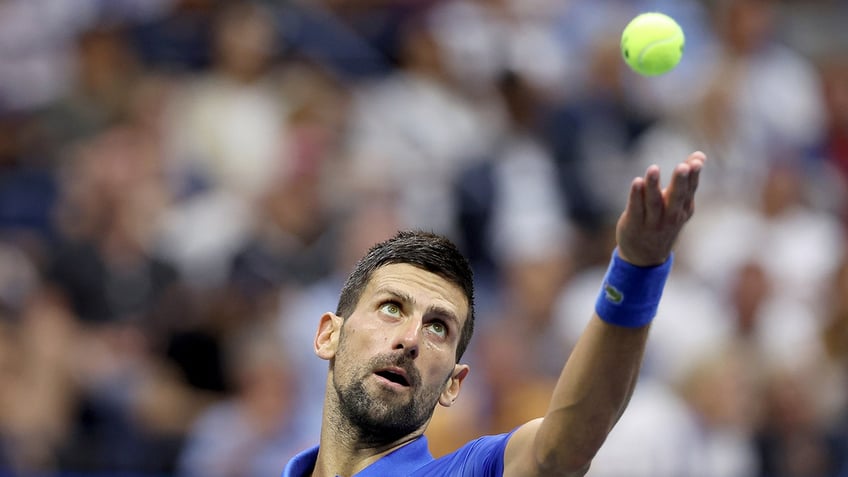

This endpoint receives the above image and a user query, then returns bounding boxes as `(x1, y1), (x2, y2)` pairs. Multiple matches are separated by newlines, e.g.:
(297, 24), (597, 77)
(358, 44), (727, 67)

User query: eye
(425, 320), (447, 339)
(380, 302), (402, 318)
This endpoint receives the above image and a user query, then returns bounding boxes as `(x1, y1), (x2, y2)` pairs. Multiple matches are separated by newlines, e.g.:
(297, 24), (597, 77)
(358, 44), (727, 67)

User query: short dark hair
(336, 230), (475, 362)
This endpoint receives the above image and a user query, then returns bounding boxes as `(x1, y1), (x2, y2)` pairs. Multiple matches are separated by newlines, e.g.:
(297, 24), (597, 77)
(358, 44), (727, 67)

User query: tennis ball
(620, 12), (685, 76)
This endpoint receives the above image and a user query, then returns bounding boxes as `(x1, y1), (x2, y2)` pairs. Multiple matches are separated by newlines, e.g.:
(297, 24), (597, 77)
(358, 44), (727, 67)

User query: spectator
(177, 324), (309, 477)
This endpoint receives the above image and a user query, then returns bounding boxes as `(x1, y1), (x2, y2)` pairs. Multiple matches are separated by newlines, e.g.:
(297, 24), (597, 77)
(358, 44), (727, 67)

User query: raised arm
(502, 151), (706, 477)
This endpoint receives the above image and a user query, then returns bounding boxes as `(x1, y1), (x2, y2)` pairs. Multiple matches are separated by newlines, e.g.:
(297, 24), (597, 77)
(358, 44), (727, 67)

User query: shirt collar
(282, 436), (433, 477)
(283, 445), (319, 477)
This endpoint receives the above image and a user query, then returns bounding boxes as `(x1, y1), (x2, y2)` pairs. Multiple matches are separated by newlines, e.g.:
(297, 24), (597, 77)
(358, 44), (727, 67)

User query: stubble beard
(332, 354), (442, 446)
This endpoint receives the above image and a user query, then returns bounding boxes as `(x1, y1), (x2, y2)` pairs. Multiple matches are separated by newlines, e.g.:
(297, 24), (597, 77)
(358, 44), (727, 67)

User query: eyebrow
(379, 288), (461, 331)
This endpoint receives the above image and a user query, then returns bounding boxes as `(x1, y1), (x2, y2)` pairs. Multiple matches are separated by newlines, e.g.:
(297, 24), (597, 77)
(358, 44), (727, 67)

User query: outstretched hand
(616, 151), (706, 267)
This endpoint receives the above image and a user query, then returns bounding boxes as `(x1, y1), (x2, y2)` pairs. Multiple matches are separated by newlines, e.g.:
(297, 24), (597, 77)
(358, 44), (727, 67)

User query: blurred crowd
(0, 0), (847, 476)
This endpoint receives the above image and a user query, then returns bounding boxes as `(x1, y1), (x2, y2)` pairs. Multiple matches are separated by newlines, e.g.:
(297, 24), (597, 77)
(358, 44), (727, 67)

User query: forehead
(363, 263), (469, 318)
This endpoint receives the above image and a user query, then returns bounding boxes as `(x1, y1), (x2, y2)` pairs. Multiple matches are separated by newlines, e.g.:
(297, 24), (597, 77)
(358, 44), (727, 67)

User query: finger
(688, 150), (707, 165)
(687, 151), (705, 193)
(667, 163), (692, 216)
(643, 165), (663, 226)
(684, 151), (706, 214)
(626, 176), (646, 224)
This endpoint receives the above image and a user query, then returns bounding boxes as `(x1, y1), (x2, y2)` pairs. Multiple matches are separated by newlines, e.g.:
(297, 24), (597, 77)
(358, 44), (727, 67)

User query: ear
(314, 312), (343, 360)
(439, 364), (470, 407)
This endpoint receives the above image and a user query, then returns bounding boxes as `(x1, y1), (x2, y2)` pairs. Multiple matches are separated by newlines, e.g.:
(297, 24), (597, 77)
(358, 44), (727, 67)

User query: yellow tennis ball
(621, 12), (685, 76)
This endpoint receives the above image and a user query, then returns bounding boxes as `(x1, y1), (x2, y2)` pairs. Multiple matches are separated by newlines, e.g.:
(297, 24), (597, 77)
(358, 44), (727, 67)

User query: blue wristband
(594, 248), (673, 328)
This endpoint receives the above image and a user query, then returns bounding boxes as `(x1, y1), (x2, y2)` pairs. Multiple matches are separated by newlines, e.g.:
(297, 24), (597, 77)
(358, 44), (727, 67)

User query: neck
(311, 430), (422, 477)
(311, 381), (425, 477)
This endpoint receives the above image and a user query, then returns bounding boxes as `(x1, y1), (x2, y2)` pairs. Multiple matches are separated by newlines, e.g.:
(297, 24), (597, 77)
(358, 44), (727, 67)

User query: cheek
(356, 319), (396, 349)
(335, 324), (382, 366)
(424, 338), (456, 366)
(420, 357), (455, 387)
(333, 336), (365, 384)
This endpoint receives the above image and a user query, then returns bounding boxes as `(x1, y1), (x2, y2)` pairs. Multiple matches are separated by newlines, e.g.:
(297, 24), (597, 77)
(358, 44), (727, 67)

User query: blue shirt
(282, 431), (516, 477)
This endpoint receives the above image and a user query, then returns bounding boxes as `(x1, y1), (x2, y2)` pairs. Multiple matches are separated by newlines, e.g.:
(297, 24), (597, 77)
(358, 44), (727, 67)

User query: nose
(392, 319), (421, 359)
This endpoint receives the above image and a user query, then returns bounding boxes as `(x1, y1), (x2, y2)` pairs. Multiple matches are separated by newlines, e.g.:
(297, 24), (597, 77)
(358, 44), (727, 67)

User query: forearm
(533, 316), (650, 474)
(504, 153), (705, 477)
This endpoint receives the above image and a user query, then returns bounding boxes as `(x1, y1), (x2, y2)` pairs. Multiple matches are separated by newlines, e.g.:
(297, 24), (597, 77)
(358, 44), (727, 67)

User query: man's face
(320, 263), (470, 442)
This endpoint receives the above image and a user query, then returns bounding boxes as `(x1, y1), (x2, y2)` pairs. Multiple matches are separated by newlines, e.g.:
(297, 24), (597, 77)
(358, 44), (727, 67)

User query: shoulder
(411, 432), (517, 477)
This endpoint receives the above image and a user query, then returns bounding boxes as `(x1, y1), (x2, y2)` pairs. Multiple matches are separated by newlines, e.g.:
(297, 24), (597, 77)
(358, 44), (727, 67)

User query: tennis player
(283, 152), (706, 477)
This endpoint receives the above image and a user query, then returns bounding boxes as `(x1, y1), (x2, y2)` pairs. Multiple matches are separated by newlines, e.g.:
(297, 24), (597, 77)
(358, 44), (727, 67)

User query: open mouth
(375, 369), (410, 387)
